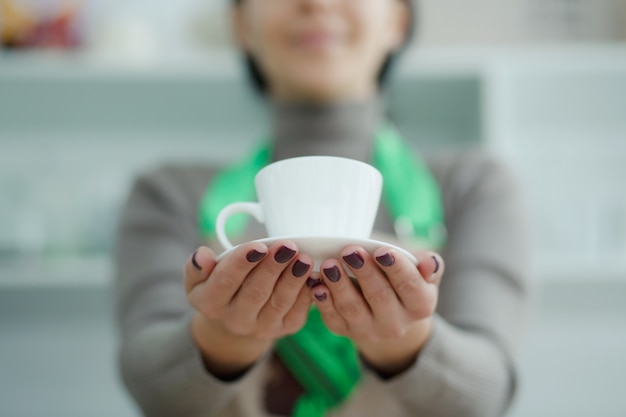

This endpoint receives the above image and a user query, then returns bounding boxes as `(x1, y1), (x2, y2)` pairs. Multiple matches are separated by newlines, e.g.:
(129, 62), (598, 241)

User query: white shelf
(2, 45), (625, 80)
(0, 255), (111, 288)
(2, 251), (624, 289)
(399, 45), (626, 76)
(0, 49), (243, 80)
(538, 255), (626, 283)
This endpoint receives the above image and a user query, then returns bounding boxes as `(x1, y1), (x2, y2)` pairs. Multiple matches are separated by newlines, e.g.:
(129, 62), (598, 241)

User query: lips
(294, 30), (341, 50)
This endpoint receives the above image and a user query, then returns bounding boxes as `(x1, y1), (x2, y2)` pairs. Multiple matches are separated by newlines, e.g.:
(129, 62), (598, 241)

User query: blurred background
(1, 0), (626, 416)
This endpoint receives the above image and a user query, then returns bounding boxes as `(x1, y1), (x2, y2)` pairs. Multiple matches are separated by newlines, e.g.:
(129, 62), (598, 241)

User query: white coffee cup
(216, 156), (383, 250)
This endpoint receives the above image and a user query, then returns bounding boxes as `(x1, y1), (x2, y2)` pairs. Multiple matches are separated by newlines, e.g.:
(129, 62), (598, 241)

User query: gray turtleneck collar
(270, 98), (385, 163)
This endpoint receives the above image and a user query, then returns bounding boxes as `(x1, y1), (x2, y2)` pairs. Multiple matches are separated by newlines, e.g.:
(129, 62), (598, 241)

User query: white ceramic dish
(217, 236), (417, 271)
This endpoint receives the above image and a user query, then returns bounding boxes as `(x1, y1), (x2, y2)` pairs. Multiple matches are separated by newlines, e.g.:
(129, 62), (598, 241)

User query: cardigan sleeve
(380, 153), (534, 417)
(114, 165), (266, 417)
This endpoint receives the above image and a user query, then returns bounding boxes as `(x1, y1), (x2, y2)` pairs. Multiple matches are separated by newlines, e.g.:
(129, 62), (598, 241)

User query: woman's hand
(310, 246), (444, 377)
(184, 241), (313, 378)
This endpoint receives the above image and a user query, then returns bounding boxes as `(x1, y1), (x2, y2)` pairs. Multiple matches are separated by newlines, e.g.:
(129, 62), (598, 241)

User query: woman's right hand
(184, 242), (313, 378)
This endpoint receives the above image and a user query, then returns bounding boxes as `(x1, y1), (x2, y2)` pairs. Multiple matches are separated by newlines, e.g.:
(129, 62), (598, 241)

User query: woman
(115, 0), (531, 416)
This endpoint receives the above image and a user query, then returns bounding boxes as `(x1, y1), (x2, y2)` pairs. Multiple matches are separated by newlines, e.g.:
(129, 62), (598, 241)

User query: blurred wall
(1, 1), (626, 416)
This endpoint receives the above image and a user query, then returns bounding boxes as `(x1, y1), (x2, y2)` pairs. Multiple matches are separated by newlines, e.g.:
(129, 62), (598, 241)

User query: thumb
(184, 246), (217, 293)
(416, 252), (444, 286)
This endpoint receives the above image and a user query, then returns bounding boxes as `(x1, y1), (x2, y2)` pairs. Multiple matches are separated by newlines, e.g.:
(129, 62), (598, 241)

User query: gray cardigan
(114, 148), (532, 417)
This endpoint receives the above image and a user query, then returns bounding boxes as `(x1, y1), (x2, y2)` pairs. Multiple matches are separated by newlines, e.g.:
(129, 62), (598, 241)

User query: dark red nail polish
(323, 266), (341, 283)
(275, 246), (296, 263)
(432, 255), (440, 274)
(315, 293), (328, 302)
(376, 253), (395, 267)
(191, 250), (201, 271)
(343, 252), (364, 269)
(291, 260), (310, 278)
(306, 277), (323, 288)
(246, 249), (266, 263)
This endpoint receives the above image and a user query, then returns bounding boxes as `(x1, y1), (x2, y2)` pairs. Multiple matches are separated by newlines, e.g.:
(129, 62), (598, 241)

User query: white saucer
(217, 236), (417, 271)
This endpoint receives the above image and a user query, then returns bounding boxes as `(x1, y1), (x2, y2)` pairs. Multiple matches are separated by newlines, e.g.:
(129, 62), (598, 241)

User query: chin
(286, 70), (357, 102)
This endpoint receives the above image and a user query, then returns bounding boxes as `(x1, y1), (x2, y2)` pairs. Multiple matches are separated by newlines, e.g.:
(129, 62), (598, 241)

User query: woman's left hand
(309, 247), (444, 377)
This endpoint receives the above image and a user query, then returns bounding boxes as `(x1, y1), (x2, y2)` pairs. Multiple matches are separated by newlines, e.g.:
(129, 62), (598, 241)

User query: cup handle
(216, 202), (265, 250)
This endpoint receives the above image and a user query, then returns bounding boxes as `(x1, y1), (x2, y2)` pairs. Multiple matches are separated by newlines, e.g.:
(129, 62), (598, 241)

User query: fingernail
(306, 277), (323, 288)
(315, 292), (328, 302)
(246, 249), (266, 263)
(376, 253), (395, 267)
(323, 266), (341, 283)
(191, 250), (201, 271)
(343, 252), (364, 269)
(274, 246), (296, 264)
(291, 260), (310, 278)
(432, 255), (440, 274)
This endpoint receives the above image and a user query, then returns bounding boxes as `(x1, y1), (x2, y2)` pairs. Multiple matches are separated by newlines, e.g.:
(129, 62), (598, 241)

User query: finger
(373, 247), (438, 319)
(230, 241), (299, 328)
(305, 271), (323, 290)
(341, 246), (402, 331)
(184, 246), (217, 293)
(282, 285), (314, 336)
(258, 253), (312, 330)
(201, 241), (269, 308)
(415, 252), (445, 287)
(311, 284), (348, 336)
(319, 258), (372, 337)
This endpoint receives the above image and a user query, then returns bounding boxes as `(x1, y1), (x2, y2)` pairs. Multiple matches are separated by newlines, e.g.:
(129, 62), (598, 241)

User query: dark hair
(233, 0), (416, 95)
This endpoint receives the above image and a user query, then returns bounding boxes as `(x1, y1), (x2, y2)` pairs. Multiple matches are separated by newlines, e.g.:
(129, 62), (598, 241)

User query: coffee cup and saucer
(215, 156), (417, 271)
